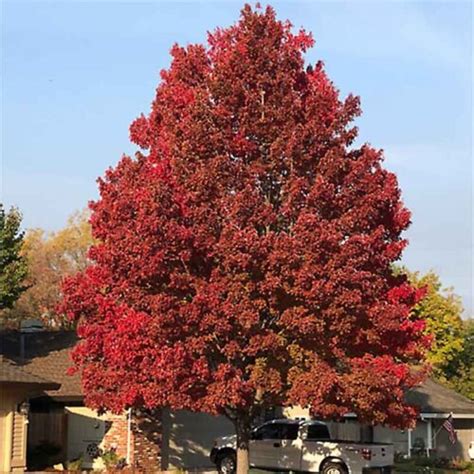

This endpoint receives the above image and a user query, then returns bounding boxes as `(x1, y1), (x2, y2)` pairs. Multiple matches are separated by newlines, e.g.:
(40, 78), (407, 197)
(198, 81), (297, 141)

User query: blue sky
(2, 1), (472, 314)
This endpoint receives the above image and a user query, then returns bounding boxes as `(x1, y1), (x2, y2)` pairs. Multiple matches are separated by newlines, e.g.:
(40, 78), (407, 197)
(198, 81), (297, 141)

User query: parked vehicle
(210, 418), (394, 474)
(469, 441), (474, 460)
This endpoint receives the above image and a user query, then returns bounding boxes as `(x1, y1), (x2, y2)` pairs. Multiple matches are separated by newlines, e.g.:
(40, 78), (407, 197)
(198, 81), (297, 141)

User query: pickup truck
(210, 418), (394, 474)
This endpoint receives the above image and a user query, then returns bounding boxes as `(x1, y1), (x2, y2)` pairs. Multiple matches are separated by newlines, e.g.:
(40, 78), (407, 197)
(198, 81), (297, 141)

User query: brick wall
(102, 412), (129, 461)
(131, 409), (162, 471)
(101, 410), (162, 472)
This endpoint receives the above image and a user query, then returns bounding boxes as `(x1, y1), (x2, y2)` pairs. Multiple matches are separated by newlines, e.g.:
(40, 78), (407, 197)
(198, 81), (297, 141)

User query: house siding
(432, 418), (474, 461)
(0, 385), (31, 474)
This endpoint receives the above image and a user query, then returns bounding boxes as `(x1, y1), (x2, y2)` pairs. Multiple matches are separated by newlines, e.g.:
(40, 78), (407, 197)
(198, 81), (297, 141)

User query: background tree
(61, 6), (429, 472)
(0, 204), (28, 312)
(5, 209), (93, 328)
(403, 269), (473, 400)
(406, 270), (465, 376)
(446, 318), (473, 400)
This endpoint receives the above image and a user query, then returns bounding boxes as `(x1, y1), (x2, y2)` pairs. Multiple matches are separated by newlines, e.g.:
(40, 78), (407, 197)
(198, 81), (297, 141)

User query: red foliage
(61, 5), (428, 428)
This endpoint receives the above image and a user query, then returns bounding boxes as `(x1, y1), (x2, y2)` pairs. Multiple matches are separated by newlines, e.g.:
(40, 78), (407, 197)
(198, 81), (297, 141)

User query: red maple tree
(61, 5), (429, 472)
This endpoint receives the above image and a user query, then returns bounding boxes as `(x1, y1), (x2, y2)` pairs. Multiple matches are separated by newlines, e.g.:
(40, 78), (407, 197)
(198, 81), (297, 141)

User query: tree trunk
(235, 416), (251, 474)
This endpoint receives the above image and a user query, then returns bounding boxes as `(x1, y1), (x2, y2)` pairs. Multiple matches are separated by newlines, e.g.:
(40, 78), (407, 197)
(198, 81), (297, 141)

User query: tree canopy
(61, 6), (429, 471)
(5, 209), (93, 328)
(0, 204), (28, 312)
(404, 269), (472, 400)
(446, 318), (474, 400)
(407, 270), (465, 373)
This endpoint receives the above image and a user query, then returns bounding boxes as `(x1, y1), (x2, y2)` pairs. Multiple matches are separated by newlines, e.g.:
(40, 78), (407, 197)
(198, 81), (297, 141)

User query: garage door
(163, 410), (234, 469)
(66, 407), (106, 469)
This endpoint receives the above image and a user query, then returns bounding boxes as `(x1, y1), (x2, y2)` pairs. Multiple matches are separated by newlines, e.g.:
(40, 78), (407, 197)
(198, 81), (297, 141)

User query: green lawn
(395, 462), (474, 473)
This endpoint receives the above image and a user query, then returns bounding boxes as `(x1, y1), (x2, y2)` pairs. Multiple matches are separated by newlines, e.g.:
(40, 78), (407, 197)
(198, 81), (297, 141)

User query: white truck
(210, 419), (394, 474)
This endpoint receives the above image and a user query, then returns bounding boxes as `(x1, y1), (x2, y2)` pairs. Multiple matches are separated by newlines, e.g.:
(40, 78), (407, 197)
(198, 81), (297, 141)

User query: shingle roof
(407, 377), (474, 415)
(0, 331), (81, 400)
(22, 345), (82, 399)
(0, 355), (60, 390)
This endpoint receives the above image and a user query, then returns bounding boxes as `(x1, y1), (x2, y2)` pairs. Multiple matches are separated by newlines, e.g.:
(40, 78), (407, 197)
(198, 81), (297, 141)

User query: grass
(248, 464), (474, 473)
(395, 461), (474, 473)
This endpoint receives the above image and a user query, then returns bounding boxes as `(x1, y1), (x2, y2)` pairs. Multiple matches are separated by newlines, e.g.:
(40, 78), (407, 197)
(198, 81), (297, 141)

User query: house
(0, 355), (59, 473)
(1, 329), (473, 471)
(385, 377), (474, 460)
(0, 330), (162, 472)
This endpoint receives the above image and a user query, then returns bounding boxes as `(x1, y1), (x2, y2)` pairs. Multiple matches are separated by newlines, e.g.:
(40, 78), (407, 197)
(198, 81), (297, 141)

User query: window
(280, 423), (299, 440)
(306, 424), (330, 441)
(252, 422), (299, 440)
(252, 423), (281, 440)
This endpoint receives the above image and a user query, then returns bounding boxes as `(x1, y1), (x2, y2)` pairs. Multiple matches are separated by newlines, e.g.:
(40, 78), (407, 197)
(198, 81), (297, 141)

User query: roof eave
(420, 412), (474, 419)
(1, 380), (61, 391)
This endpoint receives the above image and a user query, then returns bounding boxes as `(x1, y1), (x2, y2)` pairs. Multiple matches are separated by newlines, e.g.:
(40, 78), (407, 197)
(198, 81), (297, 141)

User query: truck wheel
(217, 452), (236, 474)
(321, 461), (348, 474)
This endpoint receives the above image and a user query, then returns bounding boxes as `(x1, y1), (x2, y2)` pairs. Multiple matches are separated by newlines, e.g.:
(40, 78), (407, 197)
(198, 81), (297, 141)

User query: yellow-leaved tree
(5, 209), (94, 328)
(405, 269), (472, 399)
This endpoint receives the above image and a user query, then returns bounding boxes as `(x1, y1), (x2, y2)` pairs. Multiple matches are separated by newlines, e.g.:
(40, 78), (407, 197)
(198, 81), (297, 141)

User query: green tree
(444, 319), (474, 400)
(0, 204), (28, 311)
(409, 271), (464, 372)
(406, 270), (468, 389)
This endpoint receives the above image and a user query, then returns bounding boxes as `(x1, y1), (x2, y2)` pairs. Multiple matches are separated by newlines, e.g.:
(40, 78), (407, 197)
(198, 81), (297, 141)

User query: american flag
(442, 414), (457, 444)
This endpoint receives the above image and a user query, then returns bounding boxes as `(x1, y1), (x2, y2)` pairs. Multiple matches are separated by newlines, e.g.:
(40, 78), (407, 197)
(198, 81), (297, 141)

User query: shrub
(450, 458), (474, 472)
(67, 456), (83, 471)
(100, 446), (127, 471)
